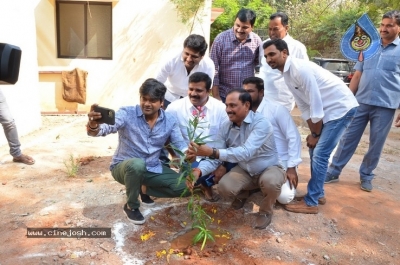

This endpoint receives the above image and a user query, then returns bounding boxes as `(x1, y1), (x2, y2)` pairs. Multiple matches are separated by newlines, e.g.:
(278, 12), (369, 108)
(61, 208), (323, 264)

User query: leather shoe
(284, 200), (318, 214)
(294, 195), (326, 205)
(255, 213), (272, 229)
(231, 198), (246, 210)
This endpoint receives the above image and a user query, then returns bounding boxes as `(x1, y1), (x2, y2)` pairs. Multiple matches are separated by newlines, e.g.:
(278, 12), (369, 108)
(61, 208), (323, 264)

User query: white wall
(36, 0), (212, 111)
(0, 0), (42, 147)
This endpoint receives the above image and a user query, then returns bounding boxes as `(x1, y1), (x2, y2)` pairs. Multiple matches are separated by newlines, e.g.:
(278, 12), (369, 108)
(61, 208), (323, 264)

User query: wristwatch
(311, 132), (321, 138)
(209, 148), (217, 159)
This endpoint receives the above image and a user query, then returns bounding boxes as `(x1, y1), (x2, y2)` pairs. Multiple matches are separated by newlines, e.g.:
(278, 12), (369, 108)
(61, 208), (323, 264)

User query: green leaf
(168, 143), (185, 157)
(200, 234), (208, 250)
(176, 172), (186, 186)
(193, 230), (204, 244)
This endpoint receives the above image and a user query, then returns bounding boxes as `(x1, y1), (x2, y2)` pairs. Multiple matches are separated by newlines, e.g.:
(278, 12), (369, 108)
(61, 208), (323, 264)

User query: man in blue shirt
(86, 79), (193, 225)
(325, 10), (400, 192)
(187, 89), (286, 229)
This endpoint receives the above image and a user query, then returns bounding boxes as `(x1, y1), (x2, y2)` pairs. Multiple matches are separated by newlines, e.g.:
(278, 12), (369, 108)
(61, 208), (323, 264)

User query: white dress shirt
(166, 96), (228, 161)
(256, 98), (302, 168)
(282, 56), (359, 123)
(259, 34), (308, 112)
(155, 52), (215, 102)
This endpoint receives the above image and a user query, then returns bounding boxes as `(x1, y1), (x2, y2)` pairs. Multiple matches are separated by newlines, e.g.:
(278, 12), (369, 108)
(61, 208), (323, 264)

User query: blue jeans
(0, 90), (22, 157)
(327, 104), (396, 182)
(304, 107), (357, 206)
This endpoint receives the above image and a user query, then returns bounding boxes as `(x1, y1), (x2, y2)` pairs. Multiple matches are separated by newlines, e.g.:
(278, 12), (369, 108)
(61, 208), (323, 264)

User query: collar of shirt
(283, 33), (294, 43)
(256, 97), (268, 114)
(385, 36), (399, 47)
(184, 96), (213, 113)
(283, 55), (293, 73)
(231, 110), (254, 128)
(186, 96), (212, 110)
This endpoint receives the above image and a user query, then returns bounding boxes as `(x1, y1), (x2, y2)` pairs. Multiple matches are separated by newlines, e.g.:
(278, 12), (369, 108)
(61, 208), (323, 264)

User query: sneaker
(325, 174), (339, 184)
(231, 198), (246, 210)
(255, 213), (272, 229)
(360, 180), (373, 192)
(140, 192), (155, 205)
(123, 204), (145, 224)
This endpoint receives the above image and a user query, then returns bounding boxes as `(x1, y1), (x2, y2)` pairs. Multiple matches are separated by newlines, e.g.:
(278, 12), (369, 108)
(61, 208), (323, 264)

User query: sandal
(13, 154), (35, 165)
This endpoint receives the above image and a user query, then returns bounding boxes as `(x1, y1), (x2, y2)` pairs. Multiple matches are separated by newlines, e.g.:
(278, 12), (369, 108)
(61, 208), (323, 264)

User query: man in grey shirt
(187, 89), (286, 229)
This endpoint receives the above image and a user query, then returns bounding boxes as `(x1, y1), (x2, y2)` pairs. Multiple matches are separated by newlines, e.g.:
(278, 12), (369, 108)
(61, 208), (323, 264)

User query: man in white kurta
(258, 12), (308, 112)
(156, 34), (215, 108)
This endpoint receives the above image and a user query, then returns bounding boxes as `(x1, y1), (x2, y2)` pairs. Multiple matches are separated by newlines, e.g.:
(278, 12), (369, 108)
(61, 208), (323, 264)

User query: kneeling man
(187, 89), (286, 229)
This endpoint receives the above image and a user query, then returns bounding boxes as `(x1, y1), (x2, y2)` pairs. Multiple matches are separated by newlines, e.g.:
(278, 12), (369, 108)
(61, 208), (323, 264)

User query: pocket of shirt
(381, 55), (400, 72)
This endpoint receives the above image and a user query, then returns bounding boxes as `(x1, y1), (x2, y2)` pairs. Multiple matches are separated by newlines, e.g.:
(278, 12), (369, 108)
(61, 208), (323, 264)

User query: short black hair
(226, 88), (252, 110)
(183, 34), (208, 56)
(242, 77), (264, 92)
(188, 72), (212, 91)
(139, 78), (167, 102)
(270, 12), (289, 27)
(236, 8), (257, 27)
(383, 10), (400, 26)
(263, 39), (290, 55)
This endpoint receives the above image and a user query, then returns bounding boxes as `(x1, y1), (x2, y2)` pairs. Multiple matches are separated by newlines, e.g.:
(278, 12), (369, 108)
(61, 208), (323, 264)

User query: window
(56, 1), (112, 59)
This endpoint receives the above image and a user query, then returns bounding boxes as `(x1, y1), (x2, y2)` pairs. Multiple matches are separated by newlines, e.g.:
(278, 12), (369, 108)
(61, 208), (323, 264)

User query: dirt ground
(0, 111), (399, 265)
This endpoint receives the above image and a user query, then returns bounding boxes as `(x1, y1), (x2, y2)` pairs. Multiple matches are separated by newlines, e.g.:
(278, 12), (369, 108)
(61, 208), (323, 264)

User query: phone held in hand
(93, 106), (115, 125)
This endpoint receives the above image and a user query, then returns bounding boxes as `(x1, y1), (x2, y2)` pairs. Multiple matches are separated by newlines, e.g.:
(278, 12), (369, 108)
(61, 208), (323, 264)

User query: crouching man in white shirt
(166, 72), (229, 201)
(243, 77), (301, 204)
(263, 39), (358, 214)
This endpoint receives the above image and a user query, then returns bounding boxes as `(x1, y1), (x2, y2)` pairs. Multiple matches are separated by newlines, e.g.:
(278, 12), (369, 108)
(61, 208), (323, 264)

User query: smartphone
(93, 106), (115, 125)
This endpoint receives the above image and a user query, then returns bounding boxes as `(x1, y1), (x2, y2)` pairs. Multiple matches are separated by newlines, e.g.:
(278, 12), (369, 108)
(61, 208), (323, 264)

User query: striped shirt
(210, 28), (262, 98)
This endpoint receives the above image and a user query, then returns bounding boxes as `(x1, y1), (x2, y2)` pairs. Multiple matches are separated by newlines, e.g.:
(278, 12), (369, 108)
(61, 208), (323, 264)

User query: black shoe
(231, 198), (246, 210)
(140, 192), (155, 205)
(123, 204), (145, 224)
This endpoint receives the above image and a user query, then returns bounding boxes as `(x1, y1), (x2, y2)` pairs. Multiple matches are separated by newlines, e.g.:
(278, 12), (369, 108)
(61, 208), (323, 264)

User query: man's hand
(184, 151), (196, 163)
(186, 168), (201, 190)
(306, 134), (319, 149)
(286, 167), (298, 189)
(189, 142), (213, 157)
(212, 164), (227, 184)
(395, 113), (400, 127)
(169, 156), (181, 169)
(87, 103), (102, 127)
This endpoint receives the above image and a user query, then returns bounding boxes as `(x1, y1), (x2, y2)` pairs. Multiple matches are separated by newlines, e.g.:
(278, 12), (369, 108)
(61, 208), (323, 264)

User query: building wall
(0, 0), (42, 147)
(36, 0), (212, 112)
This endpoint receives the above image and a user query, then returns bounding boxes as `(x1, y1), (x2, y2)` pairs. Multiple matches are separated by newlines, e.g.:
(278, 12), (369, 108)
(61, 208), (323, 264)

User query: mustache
(190, 96), (200, 99)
